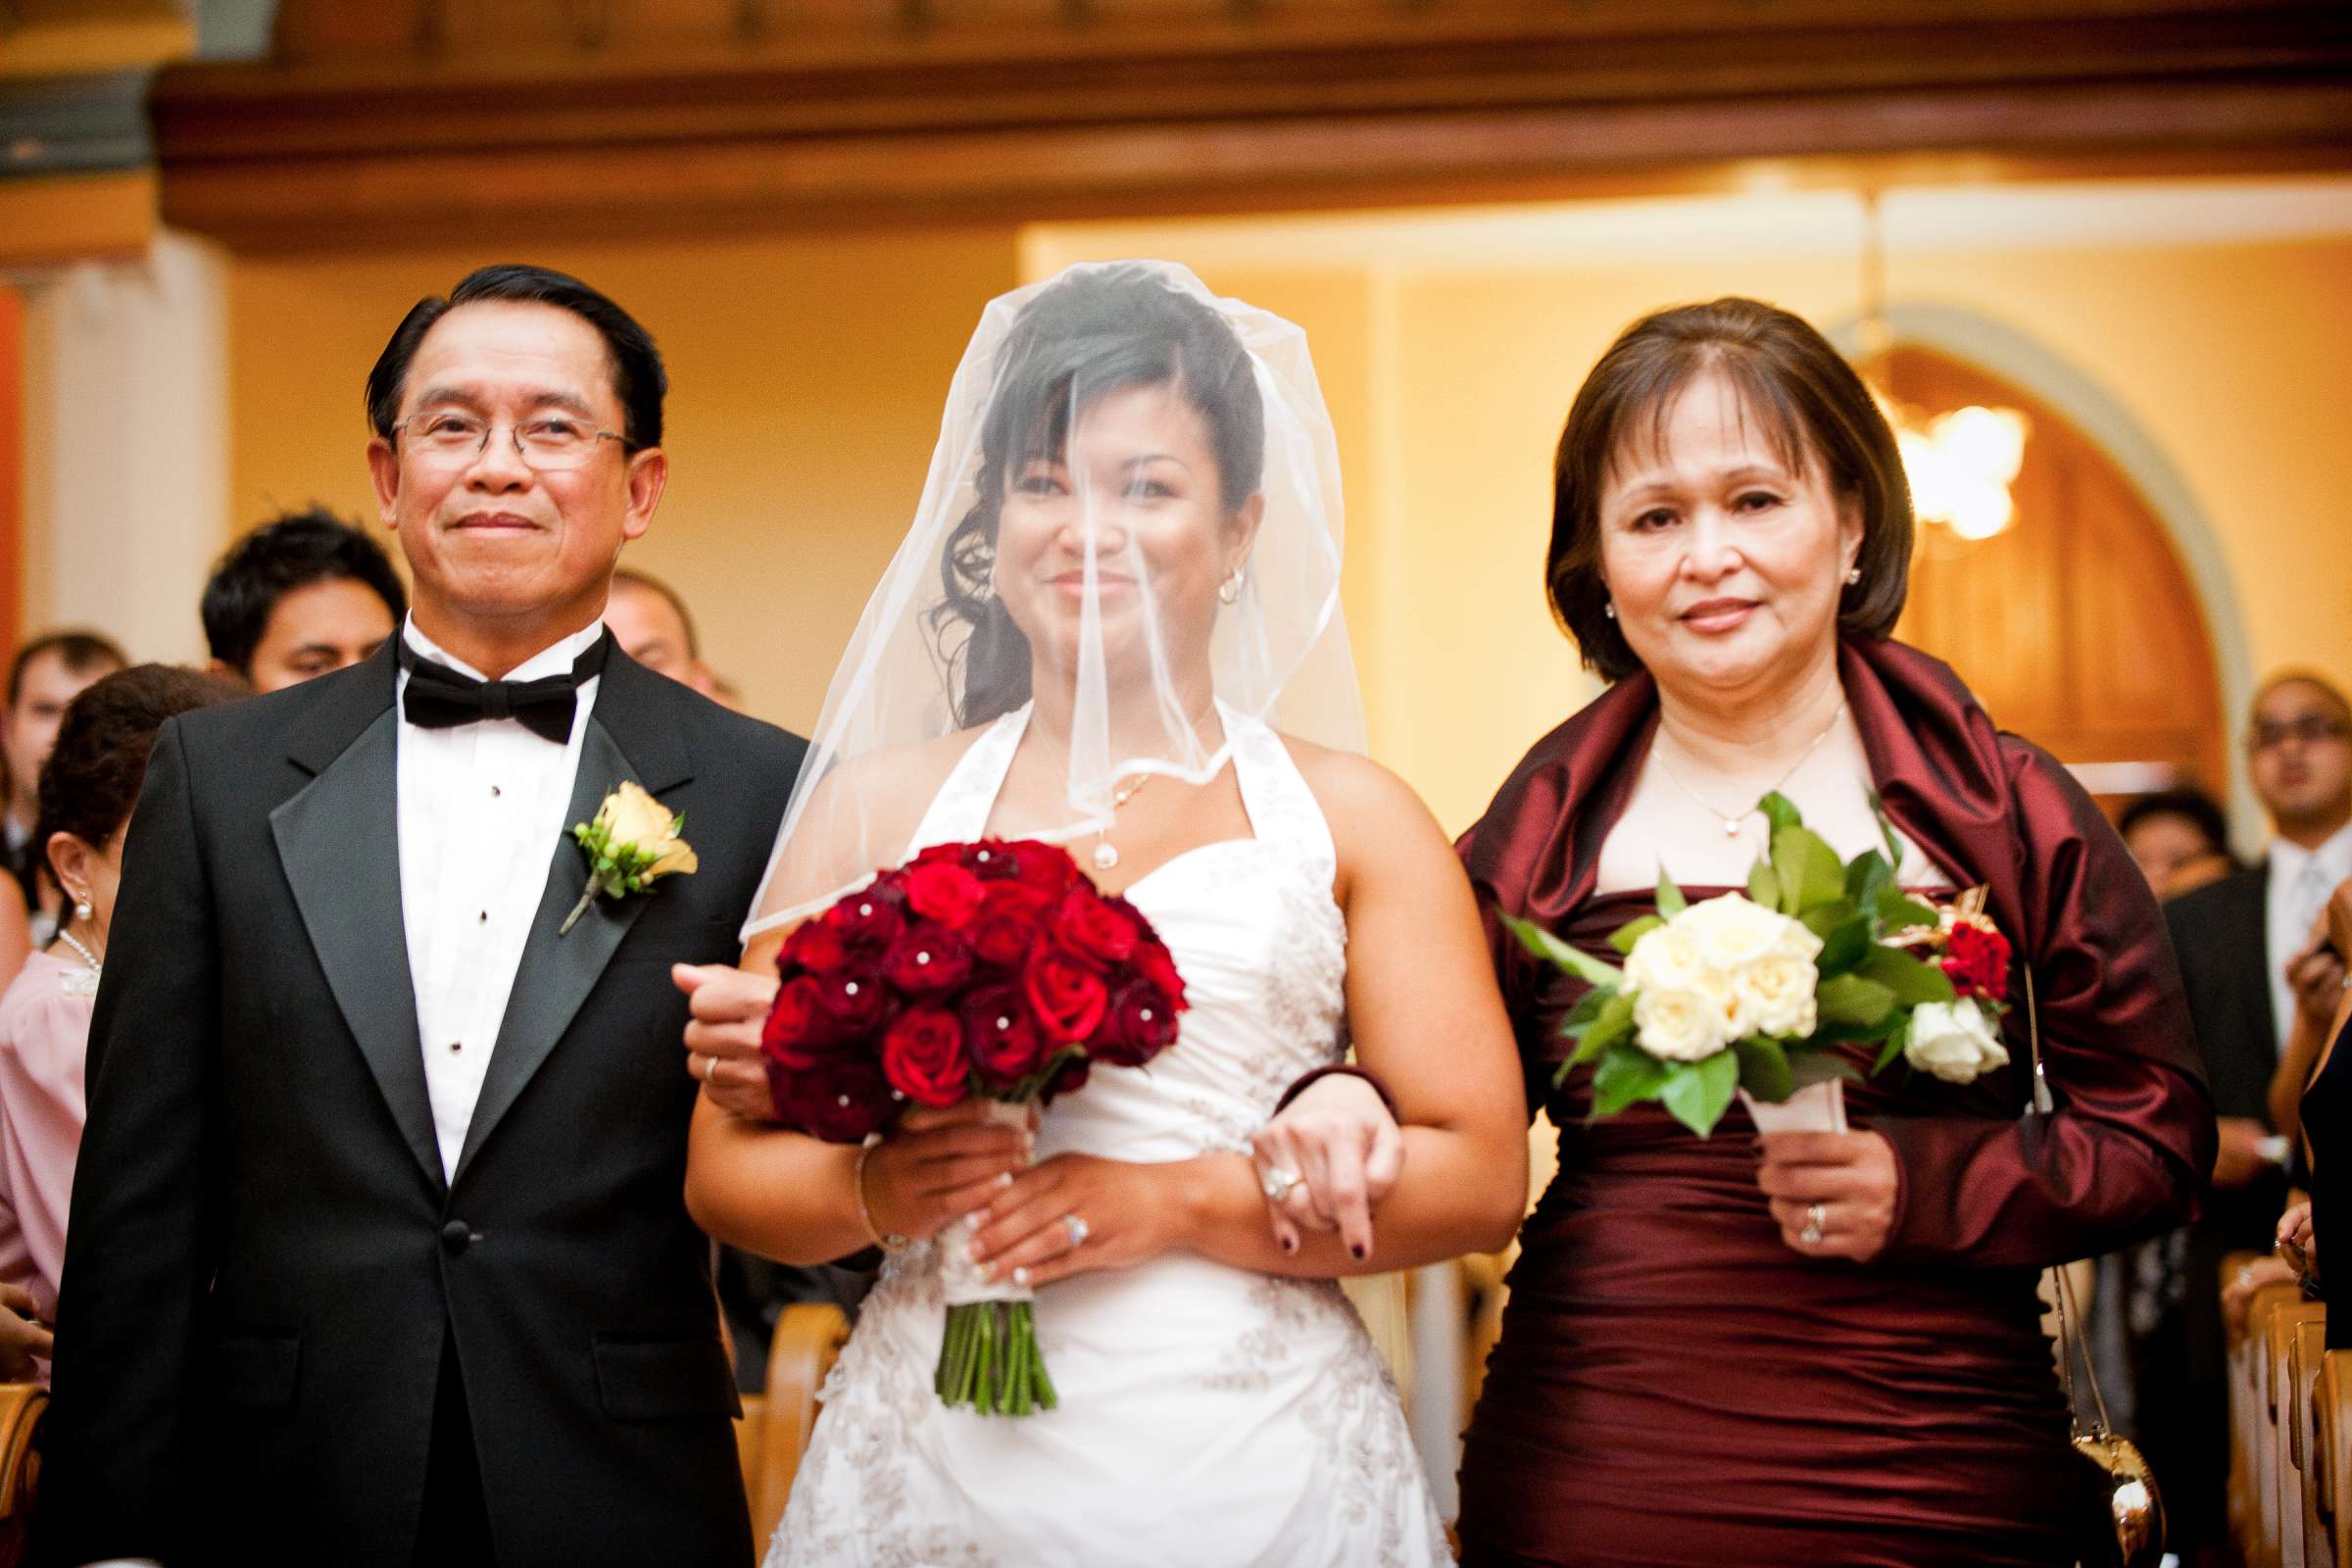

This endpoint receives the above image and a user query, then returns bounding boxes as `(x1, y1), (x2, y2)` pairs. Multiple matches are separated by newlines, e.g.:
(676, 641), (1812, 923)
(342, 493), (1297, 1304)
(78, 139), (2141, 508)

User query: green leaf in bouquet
(1653, 869), (1688, 919)
(1873, 1016), (1912, 1075)
(1876, 885), (1942, 934)
(1658, 1050), (1741, 1138)
(1811, 913), (1875, 979)
(1745, 859), (1782, 912)
(1797, 900), (1854, 941)
(1568, 990), (1636, 1067)
(1589, 1039), (1671, 1118)
(1771, 826), (1847, 914)
(1817, 972), (1897, 1028)
(1843, 849), (1892, 910)
(1758, 791), (1803, 836)
(1868, 789), (1907, 868)
(1502, 913), (1625, 990)
(1558, 986), (1608, 1035)
(1608, 914), (1666, 956)
(1732, 1036), (1793, 1102)
(1856, 944), (1957, 1005)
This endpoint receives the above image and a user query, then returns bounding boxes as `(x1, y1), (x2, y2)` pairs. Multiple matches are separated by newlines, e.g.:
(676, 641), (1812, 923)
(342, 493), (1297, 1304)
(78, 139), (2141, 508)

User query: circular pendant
(1723, 819), (1742, 838)
(1093, 840), (1120, 871)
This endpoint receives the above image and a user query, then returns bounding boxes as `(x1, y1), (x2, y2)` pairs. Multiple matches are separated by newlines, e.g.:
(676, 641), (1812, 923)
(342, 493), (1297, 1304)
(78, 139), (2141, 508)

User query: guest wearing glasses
(2144, 670), (2352, 1562)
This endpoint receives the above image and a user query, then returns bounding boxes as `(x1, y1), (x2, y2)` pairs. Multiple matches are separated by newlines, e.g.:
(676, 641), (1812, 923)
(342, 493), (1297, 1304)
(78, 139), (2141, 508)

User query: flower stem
(557, 877), (600, 936)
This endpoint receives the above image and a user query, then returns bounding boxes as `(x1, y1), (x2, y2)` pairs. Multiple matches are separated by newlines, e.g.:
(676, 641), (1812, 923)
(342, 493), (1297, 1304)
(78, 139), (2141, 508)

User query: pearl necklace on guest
(54, 924), (104, 996)
(1650, 700), (1850, 839)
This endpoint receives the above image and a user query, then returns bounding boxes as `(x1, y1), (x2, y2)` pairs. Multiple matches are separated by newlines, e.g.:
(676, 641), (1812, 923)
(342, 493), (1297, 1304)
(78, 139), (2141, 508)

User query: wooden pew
(2293, 1312), (2336, 1566)
(0, 1381), (46, 1568)
(735, 1303), (851, 1550)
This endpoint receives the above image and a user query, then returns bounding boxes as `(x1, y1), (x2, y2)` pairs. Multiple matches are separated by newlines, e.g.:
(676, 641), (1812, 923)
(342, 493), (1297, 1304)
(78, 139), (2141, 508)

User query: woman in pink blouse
(0, 665), (238, 1376)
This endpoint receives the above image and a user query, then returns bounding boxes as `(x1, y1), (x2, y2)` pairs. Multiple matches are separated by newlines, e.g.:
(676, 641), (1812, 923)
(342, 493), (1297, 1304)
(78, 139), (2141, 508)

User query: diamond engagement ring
(1800, 1202), (1827, 1247)
(1260, 1165), (1299, 1202)
(1063, 1213), (1091, 1249)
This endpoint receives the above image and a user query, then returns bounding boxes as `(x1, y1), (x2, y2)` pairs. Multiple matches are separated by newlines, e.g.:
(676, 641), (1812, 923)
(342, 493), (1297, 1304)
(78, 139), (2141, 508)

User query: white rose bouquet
(1501, 793), (2015, 1137)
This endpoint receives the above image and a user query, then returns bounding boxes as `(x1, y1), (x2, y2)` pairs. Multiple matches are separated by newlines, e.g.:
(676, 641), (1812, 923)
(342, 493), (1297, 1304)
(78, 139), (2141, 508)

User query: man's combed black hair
(201, 508), (409, 674)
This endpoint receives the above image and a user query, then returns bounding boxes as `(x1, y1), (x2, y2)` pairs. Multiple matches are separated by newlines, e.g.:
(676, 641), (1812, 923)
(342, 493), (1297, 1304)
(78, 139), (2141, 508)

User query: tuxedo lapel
(269, 648), (444, 1196)
(453, 657), (694, 1185)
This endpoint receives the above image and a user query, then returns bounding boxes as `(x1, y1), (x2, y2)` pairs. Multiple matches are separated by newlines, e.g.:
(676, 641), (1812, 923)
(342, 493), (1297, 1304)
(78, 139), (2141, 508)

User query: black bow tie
(397, 631), (611, 745)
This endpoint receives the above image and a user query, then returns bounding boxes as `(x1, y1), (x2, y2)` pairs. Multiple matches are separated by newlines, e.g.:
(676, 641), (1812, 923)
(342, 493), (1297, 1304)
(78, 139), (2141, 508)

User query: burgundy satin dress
(1454, 638), (2216, 1568)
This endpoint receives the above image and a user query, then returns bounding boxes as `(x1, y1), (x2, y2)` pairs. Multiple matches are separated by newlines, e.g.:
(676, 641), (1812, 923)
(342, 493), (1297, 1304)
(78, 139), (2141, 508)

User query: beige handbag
(2025, 970), (2167, 1568)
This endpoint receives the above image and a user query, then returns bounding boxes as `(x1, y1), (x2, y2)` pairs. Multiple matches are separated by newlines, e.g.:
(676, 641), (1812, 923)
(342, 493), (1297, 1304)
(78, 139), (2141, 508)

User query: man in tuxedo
(2142, 670), (2352, 1563)
(40, 265), (804, 1567)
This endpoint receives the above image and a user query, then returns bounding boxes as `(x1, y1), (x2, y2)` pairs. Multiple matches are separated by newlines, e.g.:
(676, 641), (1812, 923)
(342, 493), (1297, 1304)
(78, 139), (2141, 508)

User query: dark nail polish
(1349, 1243), (1367, 1260)
(1280, 1235), (1298, 1254)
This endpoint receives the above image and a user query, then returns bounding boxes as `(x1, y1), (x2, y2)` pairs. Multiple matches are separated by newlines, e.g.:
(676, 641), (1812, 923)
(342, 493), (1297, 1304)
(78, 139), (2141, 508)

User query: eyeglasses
(2249, 716), (2352, 752)
(394, 411), (627, 470)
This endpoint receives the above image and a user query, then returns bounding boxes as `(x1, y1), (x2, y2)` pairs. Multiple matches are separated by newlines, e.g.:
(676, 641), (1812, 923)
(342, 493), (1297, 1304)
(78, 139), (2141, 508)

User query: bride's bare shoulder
(1269, 732), (1443, 838)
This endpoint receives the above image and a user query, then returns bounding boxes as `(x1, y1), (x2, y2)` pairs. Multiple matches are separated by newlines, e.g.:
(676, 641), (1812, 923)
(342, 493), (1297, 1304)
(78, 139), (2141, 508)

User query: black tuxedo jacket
(39, 642), (804, 1567)
(2166, 863), (2278, 1125)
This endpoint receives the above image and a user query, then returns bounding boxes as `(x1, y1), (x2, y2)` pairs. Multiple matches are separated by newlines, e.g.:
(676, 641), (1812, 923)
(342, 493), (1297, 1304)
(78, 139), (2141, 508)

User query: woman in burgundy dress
(1449, 298), (2215, 1566)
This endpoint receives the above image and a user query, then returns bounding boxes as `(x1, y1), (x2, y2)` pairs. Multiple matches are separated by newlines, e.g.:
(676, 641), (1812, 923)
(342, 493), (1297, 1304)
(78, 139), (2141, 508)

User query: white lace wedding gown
(767, 705), (1449, 1568)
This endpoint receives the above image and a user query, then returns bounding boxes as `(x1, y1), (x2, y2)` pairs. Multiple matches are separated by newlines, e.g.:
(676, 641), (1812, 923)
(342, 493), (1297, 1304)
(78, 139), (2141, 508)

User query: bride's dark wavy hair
(930, 267), (1266, 728)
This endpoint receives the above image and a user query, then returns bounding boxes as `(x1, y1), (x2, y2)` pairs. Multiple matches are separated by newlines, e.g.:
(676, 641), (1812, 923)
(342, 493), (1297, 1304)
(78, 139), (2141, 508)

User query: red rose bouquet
(760, 838), (1188, 1417)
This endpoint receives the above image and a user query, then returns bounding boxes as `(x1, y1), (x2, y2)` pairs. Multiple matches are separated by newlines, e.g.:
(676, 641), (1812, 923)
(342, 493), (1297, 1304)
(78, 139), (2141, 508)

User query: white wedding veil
(744, 261), (1364, 941)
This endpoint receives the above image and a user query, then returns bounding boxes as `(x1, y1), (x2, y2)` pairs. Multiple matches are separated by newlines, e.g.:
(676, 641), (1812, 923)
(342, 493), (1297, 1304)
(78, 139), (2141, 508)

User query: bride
(676, 262), (1526, 1566)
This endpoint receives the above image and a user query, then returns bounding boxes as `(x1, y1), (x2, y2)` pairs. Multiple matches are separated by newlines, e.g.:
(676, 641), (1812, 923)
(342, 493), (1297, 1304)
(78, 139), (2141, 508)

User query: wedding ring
(703, 1054), (718, 1084)
(1260, 1165), (1299, 1202)
(1800, 1203), (1827, 1247)
(1063, 1213), (1091, 1249)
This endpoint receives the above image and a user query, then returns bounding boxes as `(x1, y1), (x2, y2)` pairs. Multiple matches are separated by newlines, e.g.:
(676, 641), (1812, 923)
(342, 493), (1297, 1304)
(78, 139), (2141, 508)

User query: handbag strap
(2023, 967), (2117, 1439)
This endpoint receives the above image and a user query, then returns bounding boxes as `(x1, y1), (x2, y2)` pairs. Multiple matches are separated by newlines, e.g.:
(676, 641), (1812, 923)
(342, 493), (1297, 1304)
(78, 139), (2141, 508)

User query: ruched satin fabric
(1453, 636), (2215, 1567)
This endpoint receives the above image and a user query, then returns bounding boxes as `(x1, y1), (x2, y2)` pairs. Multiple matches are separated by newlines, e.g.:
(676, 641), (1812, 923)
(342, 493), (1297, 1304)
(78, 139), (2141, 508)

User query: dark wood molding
(150, 2), (2352, 251)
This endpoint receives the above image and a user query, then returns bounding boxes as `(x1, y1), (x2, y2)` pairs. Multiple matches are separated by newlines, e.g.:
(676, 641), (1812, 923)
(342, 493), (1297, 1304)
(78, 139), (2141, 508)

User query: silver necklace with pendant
(1650, 700), (1849, 838)
(1091, 773), (1153, 872)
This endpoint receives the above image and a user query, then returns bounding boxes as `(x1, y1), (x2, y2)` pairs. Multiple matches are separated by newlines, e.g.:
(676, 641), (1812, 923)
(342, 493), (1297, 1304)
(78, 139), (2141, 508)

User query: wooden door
(1882, 345), (2227, 811)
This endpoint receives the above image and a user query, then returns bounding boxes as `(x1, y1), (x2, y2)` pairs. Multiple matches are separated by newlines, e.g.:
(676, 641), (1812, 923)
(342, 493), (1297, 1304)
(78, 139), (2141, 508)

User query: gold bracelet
(853, 1138), (907, 1252)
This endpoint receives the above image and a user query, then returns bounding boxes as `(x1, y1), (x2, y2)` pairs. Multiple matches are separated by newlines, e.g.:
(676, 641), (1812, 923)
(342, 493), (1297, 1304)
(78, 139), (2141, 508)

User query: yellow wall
(223, 209), (2351, 836)
(228, 226), (1022, 728)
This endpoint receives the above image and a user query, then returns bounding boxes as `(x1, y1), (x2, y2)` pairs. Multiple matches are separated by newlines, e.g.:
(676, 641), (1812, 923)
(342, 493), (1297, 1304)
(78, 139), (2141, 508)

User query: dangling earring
(1218, 568), (1244, 606)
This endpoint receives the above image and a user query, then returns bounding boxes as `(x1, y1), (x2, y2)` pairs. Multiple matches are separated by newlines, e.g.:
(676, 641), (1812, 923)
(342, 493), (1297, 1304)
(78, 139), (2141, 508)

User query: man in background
(1, 632), (126, 923)
(2141, 670), (2352, 1564)
(606, 566), (717, 700)
(202, 508), (408, 694)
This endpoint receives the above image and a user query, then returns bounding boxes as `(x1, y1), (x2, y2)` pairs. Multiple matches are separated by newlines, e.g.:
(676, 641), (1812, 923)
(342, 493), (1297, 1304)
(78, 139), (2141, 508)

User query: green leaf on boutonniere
(1772, 826), (1846, 915)
(1746, 859), (1782, 911)
(1608, 914), (1666, 956)
(1812, 913), (1875, 979)
(1653, 870), (1688, 919)
(1658, 1051), (1740, 1138)
(1570, 990), (1637, 1066)
(1732, 1036), (1793, 1102)
(1759, 791), (1803, 836)
(1818, 972), (1897, 1028)
(1589, 1040), (1671, 1118)
(1502, 912), (1624, 990)
(1857, 944), (1957, 1005)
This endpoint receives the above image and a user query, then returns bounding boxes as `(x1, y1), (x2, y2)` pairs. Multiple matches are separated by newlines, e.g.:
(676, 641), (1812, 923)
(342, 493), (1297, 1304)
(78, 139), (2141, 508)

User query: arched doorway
(1878, 345), (2229, 813)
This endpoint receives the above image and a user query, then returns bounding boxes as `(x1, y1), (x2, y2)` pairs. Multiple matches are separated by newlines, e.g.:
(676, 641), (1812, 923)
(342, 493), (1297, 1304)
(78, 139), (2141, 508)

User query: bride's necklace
(1650, 701), (1849, 838)
(1092, 773), (1152, 872)
(54, 925), (103, 996)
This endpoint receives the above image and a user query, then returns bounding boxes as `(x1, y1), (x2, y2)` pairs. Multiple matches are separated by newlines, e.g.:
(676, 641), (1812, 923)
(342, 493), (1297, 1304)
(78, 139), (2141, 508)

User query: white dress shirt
(397, 617), (604, 1179)
(2267, 821), (2352, 1054)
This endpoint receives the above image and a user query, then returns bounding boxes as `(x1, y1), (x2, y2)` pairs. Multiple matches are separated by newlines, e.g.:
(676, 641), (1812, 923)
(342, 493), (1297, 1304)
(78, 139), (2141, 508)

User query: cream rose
(1633, 987), (1730, 1063)
(1623, 922), (1709, 996)
(597, 781), (699, 880)
(1904, 997), (2009, 1084)
(1682, 893), (1822, 971)
(1734, 951), (1820, 1040)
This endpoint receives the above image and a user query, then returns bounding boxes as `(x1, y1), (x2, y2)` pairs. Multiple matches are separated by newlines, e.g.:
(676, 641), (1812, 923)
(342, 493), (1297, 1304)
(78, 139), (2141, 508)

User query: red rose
(910, 842), (967, 869)
(813, 969), (890, 1037)
(881, 1006), (970, 1107)
(969, 883), (1050, 968)
(1133, 939), (1186, 1013)
(960, 984), (1049, 1088)
(882, 923), (975, 995)
(1055, 889), (1139, 970)
(823, 882), (906, 953)
(1024, 950), (1109, 1043)
(767, 1049), (897, 1143)
(781, 919), (852, 976)
(1941, 922), (2012, 1003)
(905, 861), (987, 930)
(1003, 840), (1076, 901)
(962, 839), (1022, 882)
(1093, 978), (1181, 1068)
(760, 975), (838, 1067)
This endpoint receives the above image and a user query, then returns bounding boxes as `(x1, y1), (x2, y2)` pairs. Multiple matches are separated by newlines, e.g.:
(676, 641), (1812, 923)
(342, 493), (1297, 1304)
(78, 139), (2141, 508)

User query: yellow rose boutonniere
(561, 781), (698, 935)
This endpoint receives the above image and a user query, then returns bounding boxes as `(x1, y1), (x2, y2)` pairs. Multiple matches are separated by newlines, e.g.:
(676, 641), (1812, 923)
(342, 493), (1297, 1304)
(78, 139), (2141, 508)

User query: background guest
(0, 631), (127, 934)
(2121, 785), (2238, 902)
(201, 507), (407, 694)
(2137, 671), (2352, 1561)
(606, 566), (718, 699)
(0, 664), (241, 1382)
